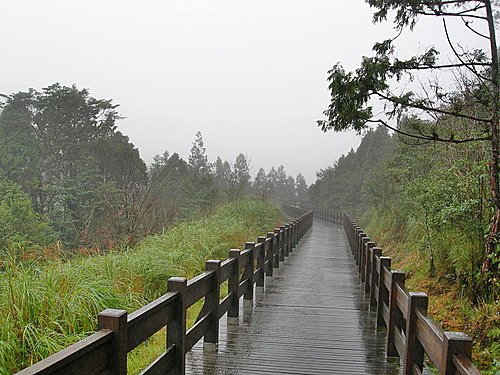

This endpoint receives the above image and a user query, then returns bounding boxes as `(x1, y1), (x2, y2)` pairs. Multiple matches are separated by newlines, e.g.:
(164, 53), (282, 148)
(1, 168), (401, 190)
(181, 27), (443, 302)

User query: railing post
(274, 228), (283, 264)
(359, 235), (369, 277)
(285, 224), (293, 255)
(256, 237), (266, 287)
(266, 232), (275, 275)
(441, 332), (473, 375)
(402, 292), (428, 375)
(364, 241), (375, 288)
(204, 260), (221, 351)
(293, 219), (298, 248)
(97, 309), (127, 375)
(292, 219), (299, 248)
(376, 257), (392, 327)
(351, 223), (358, 254)
(387, 271), (406, 357)
(167, 277), (187, 374)
(285, 224), (291, 256)
(228, 249), (241, 324)
(368, 247), (382, 304)
(244, 242), (255, 300)
(280, 226), (287, 259)
(355, 228), (363, 264)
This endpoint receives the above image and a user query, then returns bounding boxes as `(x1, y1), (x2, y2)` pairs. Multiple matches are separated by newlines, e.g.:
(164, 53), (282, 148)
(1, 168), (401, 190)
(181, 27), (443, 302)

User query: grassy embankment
(359, 209), (499, 374)
(0, 199), (282, 375)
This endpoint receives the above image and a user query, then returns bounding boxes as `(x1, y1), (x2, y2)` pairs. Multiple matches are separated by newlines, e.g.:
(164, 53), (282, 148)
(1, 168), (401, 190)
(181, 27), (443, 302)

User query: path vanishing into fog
(185, 220), (402, 374)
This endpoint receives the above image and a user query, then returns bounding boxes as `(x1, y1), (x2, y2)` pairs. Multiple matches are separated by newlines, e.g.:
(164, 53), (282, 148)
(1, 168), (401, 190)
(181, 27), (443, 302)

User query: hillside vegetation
(310, 124), (499, 373)
(0, 199), (282, 374)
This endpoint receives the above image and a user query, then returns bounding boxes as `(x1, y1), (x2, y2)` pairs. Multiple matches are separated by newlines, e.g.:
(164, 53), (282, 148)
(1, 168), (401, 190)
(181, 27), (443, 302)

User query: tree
(189, 131), (212, 178)
(214, 156), (231, 198)
(0, 174), (51, 249)
(94, 131), (149, 244)
(227, 153), (251, 201)
(266, 167), (278, 199)
(254, 168), (270, 201)
(149, 151), (191, 229)
(0, 84), (121, 246)
(285, 176), (296, 201)
(0, 84), (150, 248)
(187, 131), (218, 209)
(296, 173), (308, 202)
(317, 0), (499, 291)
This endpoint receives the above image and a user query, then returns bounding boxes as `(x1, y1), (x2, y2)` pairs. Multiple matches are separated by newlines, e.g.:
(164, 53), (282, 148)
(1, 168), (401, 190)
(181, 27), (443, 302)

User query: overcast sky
(0, 0), (490, 183)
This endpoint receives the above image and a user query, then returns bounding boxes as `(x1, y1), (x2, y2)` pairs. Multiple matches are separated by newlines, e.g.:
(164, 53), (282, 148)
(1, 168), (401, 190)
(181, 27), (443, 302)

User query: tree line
(315, 0), (498, 300)
(0, 84), (307, 251)
(310, 121), (494, 300)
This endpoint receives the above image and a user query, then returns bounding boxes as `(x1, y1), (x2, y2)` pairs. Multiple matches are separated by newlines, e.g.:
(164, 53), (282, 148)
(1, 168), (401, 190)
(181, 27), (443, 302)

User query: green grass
(0, 199), (282, 374)
(359, 207), (500, 374)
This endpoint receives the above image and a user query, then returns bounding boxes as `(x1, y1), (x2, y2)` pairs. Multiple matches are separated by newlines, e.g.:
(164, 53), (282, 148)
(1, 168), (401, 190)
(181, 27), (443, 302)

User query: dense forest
(0, 83), (306, 253)
(309, 123), (499, 371)
(312, 1), (498, 372)
(0, 83), (298, 373)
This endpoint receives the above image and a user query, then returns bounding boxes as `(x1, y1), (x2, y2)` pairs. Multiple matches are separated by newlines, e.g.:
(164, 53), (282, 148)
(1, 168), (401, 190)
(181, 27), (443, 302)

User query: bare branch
(461, 16), (490, 39)
(443, 19), (493, 92)
(367, 118), (491, 143)
(375, 91), (491, 122)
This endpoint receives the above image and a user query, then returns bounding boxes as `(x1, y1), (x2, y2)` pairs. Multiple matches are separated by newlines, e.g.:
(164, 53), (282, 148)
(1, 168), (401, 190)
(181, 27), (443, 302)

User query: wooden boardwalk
(186, 220), (402, 374)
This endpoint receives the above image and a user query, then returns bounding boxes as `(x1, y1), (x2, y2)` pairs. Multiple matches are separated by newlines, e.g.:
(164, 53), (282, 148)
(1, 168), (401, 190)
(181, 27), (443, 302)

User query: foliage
(0, 84), (147, 248)
(317, 0), (499, 288)
(309, 125), (395, 212)
(311, 122), (498, 370)
(215, 153), (251, 201)
(0, 199), (281, 374)
(0, 175), (51, 249)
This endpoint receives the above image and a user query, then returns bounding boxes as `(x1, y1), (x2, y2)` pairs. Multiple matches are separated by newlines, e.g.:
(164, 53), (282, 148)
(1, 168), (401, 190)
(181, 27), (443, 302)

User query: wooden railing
(314, 208), (481, 375)
(17, 207), (313, 375)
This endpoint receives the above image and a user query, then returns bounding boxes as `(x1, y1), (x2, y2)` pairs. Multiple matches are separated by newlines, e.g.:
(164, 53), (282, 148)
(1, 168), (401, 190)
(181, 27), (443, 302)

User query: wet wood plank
(185, 221), (404, 374)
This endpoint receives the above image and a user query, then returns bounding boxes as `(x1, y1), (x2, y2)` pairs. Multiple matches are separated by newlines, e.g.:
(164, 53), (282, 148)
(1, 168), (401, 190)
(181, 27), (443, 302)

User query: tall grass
(359, 207), (500, 374)
(0, 199), (281, 374)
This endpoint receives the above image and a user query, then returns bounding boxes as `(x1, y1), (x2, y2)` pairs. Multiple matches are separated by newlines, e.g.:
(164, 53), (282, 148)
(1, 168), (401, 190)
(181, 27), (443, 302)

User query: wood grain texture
(185, 221), (403, 374)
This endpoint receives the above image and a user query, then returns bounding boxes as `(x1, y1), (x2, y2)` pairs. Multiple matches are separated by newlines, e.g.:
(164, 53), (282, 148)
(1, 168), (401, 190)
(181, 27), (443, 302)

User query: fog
(0, 0), (487, 183)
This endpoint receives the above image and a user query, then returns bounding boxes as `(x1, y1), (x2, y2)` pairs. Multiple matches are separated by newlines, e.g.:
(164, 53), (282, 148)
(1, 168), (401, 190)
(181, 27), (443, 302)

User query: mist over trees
(0, 84), (305, 251)
(317, 0), (499, 298)
(310, 120), (494, 297)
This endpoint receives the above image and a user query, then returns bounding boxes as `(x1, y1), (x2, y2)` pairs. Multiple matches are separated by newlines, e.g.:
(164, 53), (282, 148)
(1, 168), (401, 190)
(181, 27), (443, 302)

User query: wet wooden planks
(185, 221), (402, 374)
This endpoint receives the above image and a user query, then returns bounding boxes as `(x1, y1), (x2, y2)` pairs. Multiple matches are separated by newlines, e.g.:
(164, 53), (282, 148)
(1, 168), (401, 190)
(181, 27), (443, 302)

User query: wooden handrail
(16, 204), (313, 375)
(314, 208), (481, 375)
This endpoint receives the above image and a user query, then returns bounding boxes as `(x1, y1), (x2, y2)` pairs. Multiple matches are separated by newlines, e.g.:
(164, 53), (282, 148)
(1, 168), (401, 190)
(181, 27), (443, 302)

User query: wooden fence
(315, 208), (481, 375)
(17, 208), (313, 375)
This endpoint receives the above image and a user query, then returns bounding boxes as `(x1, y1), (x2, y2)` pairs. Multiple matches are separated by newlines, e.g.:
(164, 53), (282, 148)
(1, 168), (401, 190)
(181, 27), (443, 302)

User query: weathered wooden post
(274, 228), (281, 267)
(359, 235), (369, 277)
(244, 242), (255, 301)
(376, 257), (392, 327)
(293, 219), (299, 247)
(167, 277), (187, 374)
(285, 224), (291, 256)
(441, 332), (474, 375)
(363, 241), (375, 287)
(228, 249), (241, 324)
(387, 271), (406, 357)
(369, 247), (382, 307)
(98, 309), (128, 375)
(204, 260), (221, 351)
(280, 226), (287, 259)
(256, 237), (266, 287)
(402, 292), (428, 375)
(266, 232), (275, 275)
(355, 228), (363, 264)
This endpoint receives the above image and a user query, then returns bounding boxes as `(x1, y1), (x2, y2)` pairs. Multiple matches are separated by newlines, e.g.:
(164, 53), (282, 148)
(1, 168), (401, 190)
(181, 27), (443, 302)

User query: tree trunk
(482, 0), (500, 297)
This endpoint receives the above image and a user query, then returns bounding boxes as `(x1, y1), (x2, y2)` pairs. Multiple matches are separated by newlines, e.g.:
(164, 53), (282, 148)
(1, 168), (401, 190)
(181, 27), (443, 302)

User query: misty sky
(0, 1), (489, 183)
